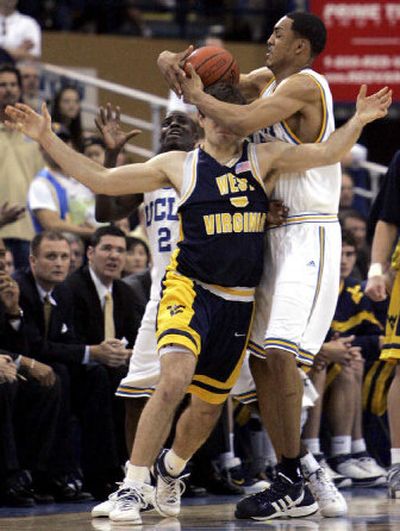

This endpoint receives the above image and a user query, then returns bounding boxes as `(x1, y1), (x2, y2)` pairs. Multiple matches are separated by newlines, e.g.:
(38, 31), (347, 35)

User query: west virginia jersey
(156, 142), (268, 404)
(170, 141), (269, 289)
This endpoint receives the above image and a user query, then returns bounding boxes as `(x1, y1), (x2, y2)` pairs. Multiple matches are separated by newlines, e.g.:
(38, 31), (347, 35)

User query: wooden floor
(1, 488), (400, 530)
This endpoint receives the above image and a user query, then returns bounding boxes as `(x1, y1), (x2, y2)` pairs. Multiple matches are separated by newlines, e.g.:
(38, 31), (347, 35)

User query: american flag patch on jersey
(235, 161), (251, 174)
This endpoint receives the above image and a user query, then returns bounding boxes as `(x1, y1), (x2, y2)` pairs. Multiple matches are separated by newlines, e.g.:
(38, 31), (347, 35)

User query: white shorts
(248, 216), (341, 366)
(230, 354), (257, 404)
(116, 299), (159, 398)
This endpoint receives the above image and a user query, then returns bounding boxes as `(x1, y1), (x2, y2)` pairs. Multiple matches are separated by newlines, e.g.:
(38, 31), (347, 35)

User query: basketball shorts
(156, 270), (255, 404)
(380, 270), (400, 361)
(116, 299), (159, 398)
(248, 216), (341, 366)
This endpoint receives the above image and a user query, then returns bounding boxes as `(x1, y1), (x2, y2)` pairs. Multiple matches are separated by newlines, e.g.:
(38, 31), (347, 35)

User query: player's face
(30, 239), (71, 288)
(159, 112), (196, 152)
(340, 244), (357, 279)
(87, 235), (126, 286)
(200, 115), (239, 145)
(265, 16), (298, 70)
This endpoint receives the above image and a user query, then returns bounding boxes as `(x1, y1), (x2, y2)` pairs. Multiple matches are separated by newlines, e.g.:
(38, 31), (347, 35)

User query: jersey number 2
(158, 227), (171, 252)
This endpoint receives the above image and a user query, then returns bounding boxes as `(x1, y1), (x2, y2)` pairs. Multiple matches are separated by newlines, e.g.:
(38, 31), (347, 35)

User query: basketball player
(365, 150), (400, 498)
(5, 81), (390, 524)
(158, 11), (367, 518)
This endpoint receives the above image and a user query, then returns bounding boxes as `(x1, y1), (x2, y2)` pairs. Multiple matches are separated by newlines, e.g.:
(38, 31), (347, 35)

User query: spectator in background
(0, 64), (43, 269)
(14, 230), (128, 500)
(0, 201), (25, 230)
(340, 209), (370, 280)
(51, 86), (84, 152)
(118, 0), (152, 37)
(341, 143), (371, 217)
(63, 232), (85, 275)
(83, 135), (106, 165)
(4, 247), (14, 275)
(19, 60), (43, 111)
(64, 225), (142, 498)
(123, 236), (150, 277)
(28, 124), (95, 239)
(0, 0), (41, 62)
(340, 172), (355, 211)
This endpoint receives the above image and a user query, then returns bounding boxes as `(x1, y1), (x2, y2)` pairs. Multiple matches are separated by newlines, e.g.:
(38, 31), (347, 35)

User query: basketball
(183, 46), (240, 87)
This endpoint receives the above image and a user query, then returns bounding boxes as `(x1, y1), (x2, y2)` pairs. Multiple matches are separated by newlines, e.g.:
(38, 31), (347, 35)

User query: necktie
(43, 295), (52, 338)
(104, 292), (115, 340)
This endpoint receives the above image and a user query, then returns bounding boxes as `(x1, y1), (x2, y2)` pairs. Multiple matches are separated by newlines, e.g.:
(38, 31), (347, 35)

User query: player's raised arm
(261, 85), (392, 175)
(5, 103), (174, 196)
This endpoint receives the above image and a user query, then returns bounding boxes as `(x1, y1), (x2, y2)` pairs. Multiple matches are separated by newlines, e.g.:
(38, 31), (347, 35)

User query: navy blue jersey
(171, 141), (269, 288)
(329, 277), (385, 362)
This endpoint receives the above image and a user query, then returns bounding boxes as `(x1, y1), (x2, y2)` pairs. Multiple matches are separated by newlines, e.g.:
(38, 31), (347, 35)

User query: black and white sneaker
(235, 472), (317, 520)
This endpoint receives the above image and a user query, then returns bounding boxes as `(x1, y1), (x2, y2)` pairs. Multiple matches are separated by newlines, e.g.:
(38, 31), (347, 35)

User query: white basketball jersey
(144, 187), (179, 301)
(252, 68), (341, 214)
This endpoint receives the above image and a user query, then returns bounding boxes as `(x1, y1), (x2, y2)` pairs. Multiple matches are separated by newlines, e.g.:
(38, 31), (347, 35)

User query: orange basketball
(184, 46), (240, 87)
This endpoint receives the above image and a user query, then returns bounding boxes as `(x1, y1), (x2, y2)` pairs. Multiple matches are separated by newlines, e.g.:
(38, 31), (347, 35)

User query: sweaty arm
(185, 73), (316, 136)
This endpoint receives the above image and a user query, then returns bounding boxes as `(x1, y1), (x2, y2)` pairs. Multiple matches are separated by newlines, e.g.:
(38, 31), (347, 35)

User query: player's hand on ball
(181, 64), (204, 103)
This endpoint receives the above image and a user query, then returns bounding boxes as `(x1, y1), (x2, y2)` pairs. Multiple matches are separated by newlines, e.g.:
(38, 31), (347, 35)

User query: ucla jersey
(144, 187), (179, 301)
(170, 141), (269, 289)
(251, 69), (341, 215)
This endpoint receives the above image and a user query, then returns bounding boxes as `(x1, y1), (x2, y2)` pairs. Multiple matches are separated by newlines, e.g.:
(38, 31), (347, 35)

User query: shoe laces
(116, 485), (151, 511)
(158, 475), (186, 504)
(309, 469), (338, 500)
(388, 464), (400, 482)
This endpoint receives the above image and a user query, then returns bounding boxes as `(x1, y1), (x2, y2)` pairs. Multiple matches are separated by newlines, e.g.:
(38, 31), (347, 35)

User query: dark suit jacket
(0, 300), (29, 357)
(64, 266), (142, 349)
(14, 269), (86, 365)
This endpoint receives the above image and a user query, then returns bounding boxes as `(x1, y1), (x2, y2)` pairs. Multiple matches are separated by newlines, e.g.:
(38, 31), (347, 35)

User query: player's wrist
(368, 262), (384, 278)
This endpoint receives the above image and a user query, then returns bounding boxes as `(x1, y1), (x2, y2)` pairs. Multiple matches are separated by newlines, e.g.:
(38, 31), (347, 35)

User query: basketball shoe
(109, 481), (154, 524)
(388, 464), (400, 498)
(306, 468), (347, 517)
(235, 472), (318, 520)
(153, 449), (189, 517)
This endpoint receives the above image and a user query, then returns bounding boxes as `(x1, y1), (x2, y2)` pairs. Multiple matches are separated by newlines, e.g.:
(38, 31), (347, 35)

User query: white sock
(164, 449), (188, 477)
(331, 435), (352, 457)
(303, 438), (321, 456)
(126, 463), (150, 484)
(219, 451), (238, 470)
(300, 451), (321, 478)
(391, 448), (400, 465)
(351, 438), (367, 455)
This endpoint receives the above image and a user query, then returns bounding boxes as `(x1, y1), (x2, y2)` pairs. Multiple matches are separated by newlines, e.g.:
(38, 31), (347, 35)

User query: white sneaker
(91, 488), (119, 518)
(307, 468), (348, 517)
(317, 456), (352, 489)
(352, 454), (387, 485)
(388, 463), (400, 498)
(330, 454), (384, 487)
(154, 449), (188, 517)
(109, 482), (154, 524)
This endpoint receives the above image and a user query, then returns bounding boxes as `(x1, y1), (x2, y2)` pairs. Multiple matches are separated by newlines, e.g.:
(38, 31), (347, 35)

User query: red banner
(309, 1), (400, 102)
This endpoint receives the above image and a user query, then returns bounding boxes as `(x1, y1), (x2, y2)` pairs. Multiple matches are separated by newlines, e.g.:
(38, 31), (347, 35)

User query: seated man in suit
(0, 237), (61, 507)
(14, 230), (133, 499)
(64, 225), (143, 496)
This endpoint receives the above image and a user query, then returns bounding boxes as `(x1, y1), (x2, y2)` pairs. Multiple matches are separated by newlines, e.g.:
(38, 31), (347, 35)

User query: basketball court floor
(1, 488), (400, 530)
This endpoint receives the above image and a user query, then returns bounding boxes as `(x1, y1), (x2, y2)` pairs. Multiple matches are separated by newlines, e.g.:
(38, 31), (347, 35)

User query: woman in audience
(51, 86), (84, 152)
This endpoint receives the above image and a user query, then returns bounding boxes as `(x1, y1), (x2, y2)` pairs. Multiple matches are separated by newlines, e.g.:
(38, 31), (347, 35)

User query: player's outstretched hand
(4, 102), (52, 142)
(355, 85), (392, 125)
(157, 45), (194, 95)
(95, 103), (141, 152)
(181, 63), (204, 103)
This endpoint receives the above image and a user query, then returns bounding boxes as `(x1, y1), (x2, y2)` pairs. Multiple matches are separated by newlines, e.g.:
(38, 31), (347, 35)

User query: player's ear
(296, 38), (310, 56)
